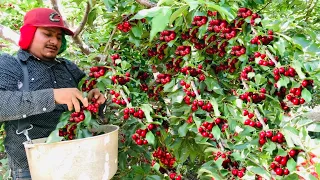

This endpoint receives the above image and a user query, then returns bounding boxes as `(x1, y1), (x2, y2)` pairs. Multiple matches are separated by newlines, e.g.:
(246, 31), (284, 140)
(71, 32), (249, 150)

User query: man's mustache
(45, 45), (58, 50)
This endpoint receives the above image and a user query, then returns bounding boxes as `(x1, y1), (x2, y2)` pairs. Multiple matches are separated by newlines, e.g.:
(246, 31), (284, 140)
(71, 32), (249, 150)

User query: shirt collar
(17, 49), (66, 64)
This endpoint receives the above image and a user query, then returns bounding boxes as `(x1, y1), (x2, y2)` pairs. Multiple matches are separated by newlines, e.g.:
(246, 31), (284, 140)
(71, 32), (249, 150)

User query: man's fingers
(66, 101), (74, 112)
(97, 94), (106, 104)
(71, 95), (81, 112)
(74, 90), (88, 107)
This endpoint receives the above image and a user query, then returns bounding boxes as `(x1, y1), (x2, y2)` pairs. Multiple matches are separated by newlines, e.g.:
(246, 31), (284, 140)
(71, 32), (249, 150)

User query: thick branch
(50, 0), (91, 55)
(136, 0), (157, 8)
(0, 25), (19, 46)
(74, 1), (91, 36)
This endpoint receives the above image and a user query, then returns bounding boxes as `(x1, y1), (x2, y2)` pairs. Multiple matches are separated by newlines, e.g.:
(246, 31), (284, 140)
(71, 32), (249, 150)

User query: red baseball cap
(23, 8), (74, 36)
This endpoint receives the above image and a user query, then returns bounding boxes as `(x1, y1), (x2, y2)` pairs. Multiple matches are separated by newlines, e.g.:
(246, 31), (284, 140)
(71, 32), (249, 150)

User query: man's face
(29, 27), (62, 61)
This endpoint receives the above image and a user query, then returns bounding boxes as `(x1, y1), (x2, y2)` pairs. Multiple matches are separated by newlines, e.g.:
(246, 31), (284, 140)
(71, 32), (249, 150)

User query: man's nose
(49, 36), (60, 45)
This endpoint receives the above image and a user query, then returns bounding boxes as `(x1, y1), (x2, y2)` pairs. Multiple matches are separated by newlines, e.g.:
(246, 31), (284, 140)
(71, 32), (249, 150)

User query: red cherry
(275, 168), (283, 176)
(289, 149), (297, 157)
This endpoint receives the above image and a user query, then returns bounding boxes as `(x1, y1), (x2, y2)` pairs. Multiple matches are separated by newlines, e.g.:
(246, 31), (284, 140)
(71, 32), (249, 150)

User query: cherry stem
(218, 140), (225, 151)
(190, 80), (200, 98)
(251, 27), (278, 65)
(242, 81), (267, 129)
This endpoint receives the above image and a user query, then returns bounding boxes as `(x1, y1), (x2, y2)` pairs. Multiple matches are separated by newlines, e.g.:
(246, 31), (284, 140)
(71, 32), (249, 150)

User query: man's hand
(87, 88), (106, 104)
(53, 88), (88, 112)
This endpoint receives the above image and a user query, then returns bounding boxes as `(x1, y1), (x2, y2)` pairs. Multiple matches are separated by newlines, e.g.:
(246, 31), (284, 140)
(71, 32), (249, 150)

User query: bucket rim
(23, 124), (119, 147)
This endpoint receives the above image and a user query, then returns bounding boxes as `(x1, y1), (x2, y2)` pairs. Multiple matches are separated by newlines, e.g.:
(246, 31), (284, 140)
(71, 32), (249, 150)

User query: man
(0, 8), (105, 179)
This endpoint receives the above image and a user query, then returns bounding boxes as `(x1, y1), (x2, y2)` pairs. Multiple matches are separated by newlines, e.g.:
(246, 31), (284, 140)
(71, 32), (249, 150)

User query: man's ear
(58, 34), (67, 54)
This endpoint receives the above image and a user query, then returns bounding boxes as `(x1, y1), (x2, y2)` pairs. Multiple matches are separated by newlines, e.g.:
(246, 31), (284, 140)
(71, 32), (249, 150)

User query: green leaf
(163, 79), (176, 92)
(211, 126), (221, 140)
(274, 38), (286, 56)
(131, 7), (163, 19)
(248, 72), (255, 79)
(83, 110), (92, 126)
(121, 61), (131, 70)
(56, 121), (68, 129)
(293, 34), (311, 49)
(131, 25), (143, 38)
(302, 88), (312, 102)
(59, 111), (71, 122)
(200, 1), (236, 21)
(247, 166), (270, 178)
(169, 5), (188, 25)
(87, 8), (97, 26)
(146, 131), (155, 145)
(231, 151), (244, 161)
(210, 98), (221, 116)
(146, 175), (162, 180)
(82, 129), (93, 138)
(277, 76), (290, 88)
(183, 0), (199, 11)
(264, 141), (276, 153)
(150, 7), (172, 41)
(103, 0), (116, 11)
(168, 90), (185, 104)
(307, 123), (320, 132)
(316, 163), (320, 179)
(287, 158), (296, 172)
(46, 130), (63, 143)
(205, 77), (224, 95)
(292, 60), (306, 79)
(141, 104), (153, 122)
(178, 122), (189, 137)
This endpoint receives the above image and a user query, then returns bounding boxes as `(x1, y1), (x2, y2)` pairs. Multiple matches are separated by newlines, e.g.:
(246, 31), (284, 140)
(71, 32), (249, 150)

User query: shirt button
(31, 78), (34, 81)
(54, 81), (57, 84)
(69, 78), (72, 80)
(22, 114), (27, 118)
(43, 107), (47, 111)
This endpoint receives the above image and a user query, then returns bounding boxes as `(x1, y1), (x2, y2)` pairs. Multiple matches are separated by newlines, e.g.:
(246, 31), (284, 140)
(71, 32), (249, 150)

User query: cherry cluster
(81, 79), (97, 92)
(255, 52), (278, 67)
(287, 87), (305, 105)
(111, 73), (130, 85)
(131, 128), (148, 145)
(273, 66), (296, 81)
(169, 172), (182, 180)
(84, 97), (99, 113)
(186, 115), (193, 124)
(117, 21), (132, 32)
(213, 58), (239, 74)
(240, 66), (254, 80)
(198, 121), (215, 139)
(166, 58), (183, 73)
(175, 46), (191, 56)
(181, 80), (197, 100)
(251, 30), (274, 45)
(152, 147), (176, 169)
(181, 65), (206, 81)
(259, 130), (285, 145)
(280, 101), (290, 112)
(208, 19), (237, 40)
(110, 53), (120, 66)
(148, 44), (168, 60)
(213, 151), (246, 177)
(203, 34), (217, 45)
(207, 10), (217, 17)
(159, 30), (176, 42)
(123, 107), (145, 120)
(239, 91), (266, 104)
(230, 45), (246, 56)
(110, 90), (131, 106)
(191, 99), (213, 112)
(69, 111), (85, 123)
(156, 73), (172, 85)
(237, 7), (253, 18)
(89, 66), (106, 78)
(270, 155), (293, 176)
(59, 124), (77, 140)
(243, 109), (264, 128)
(192, 16), (208, 27)
(274, 87), (287, 99)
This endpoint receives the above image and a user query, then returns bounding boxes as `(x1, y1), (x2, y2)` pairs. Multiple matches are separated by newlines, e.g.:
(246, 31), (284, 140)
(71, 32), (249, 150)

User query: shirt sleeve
(0, 89), (56, 122)
(0, 54), (56, 121)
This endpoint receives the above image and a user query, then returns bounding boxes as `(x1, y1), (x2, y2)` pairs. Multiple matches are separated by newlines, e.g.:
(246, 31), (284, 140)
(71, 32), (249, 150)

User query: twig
(135, 0), (157, 8)
(242, 81), (267, 129)
(256, 1), (272, 13)
(190, 81), (200, 98)
(0, 24), (19, 46)
(74, 1), (91, 36)
(251, 27), (278, 65)
(102, 26), (118, 63)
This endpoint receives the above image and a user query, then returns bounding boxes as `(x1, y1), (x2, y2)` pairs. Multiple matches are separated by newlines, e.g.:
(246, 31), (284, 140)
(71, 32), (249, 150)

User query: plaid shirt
(0, 49), (85, 169)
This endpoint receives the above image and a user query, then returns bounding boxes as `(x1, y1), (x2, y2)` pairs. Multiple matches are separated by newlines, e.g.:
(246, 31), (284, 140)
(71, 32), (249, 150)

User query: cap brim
(34, 24), (74, 36)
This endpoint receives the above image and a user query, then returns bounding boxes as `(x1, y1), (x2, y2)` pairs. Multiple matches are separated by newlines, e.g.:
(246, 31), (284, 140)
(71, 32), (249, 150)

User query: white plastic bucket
(23, 125), (119, 180)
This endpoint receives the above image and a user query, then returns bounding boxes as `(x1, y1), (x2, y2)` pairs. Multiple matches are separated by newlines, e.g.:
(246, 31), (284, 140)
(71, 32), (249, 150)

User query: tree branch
(50, 0), (91, 55)
(74, 1), (91, 36)
(136, 0), (157, 8)
(0, 24), (19, 46)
